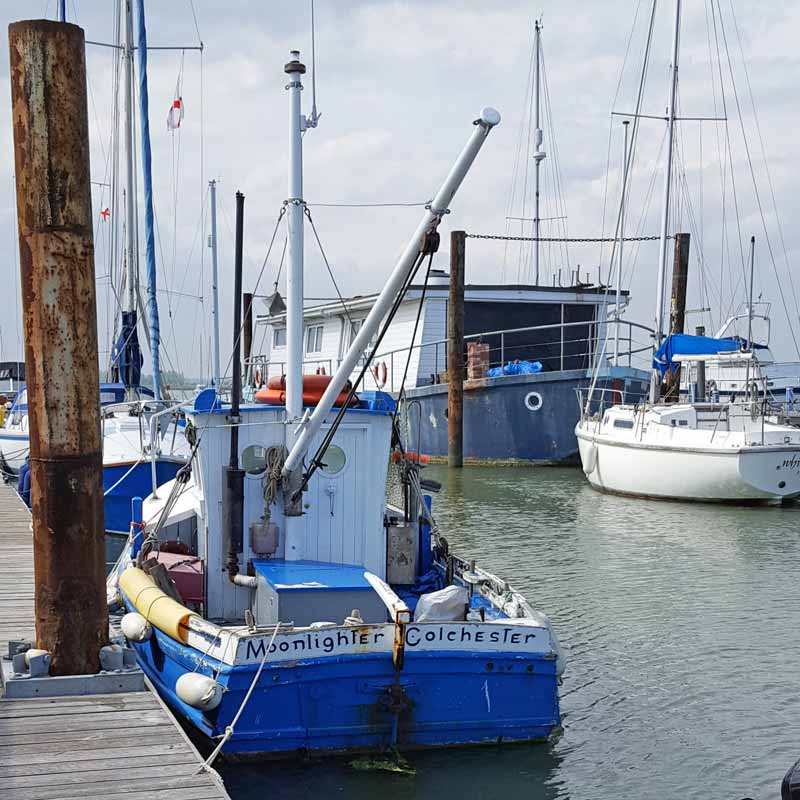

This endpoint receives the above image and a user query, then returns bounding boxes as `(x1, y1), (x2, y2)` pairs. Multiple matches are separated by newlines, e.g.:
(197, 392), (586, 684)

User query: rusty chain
(465, 233), (665, 243)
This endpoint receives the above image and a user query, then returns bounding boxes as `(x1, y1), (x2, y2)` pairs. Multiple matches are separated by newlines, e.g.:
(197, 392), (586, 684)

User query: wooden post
(695, 325), (706, 402)
(243, 291), (253, 386)
(664, 232), (690, 402)
(9, 20), (107, 674)
(447, 231), (465, 467)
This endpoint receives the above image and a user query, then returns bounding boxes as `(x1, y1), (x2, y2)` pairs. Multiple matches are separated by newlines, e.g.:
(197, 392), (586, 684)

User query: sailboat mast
(650, 0), (682, 403)
(285, 51), (306, 423)
(136, 0), (162, 402)
(533, 20), (545, 285)
(613, 119), (630, 366)
(209, 179), (221, 388)
(122, 0), (137, 315)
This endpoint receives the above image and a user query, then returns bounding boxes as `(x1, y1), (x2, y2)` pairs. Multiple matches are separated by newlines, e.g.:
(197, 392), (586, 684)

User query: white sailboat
(575, 0), (800, 504)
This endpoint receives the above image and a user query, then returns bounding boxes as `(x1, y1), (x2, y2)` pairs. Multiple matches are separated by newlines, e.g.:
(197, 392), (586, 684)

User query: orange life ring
(254, 368), (263, 388)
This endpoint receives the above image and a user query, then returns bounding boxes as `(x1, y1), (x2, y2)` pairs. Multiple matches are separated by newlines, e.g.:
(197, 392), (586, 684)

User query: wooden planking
(10, 774), (222, 800)
(0, 486), (230, 799)
(0, 486), (35, 660)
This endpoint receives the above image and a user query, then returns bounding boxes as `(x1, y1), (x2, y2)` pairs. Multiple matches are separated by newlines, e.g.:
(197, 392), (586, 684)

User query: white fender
(583, 442), (597, 475)
(176, 672), (223, 711)
(24, 648), (49, 666)
(121, 612), (153, 642)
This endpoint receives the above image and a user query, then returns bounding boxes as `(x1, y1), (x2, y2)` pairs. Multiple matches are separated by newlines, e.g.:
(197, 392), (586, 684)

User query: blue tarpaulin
(653, 333), (741, 376)
(487, 360), (543, 378)
(111, 310), (143, 388)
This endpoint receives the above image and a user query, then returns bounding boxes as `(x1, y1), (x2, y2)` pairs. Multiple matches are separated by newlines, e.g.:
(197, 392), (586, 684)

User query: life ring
(374, 361), (388, 389)
(524, 391), (543, 412)
(254, 368), (263, 389)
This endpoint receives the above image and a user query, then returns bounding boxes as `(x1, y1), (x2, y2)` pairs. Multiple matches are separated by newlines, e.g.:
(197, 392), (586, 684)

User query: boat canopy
(652, 334), (740, 375)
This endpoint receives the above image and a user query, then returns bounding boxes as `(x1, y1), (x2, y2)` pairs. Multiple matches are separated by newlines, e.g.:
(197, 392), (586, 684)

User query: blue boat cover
(111, 310), (143, 388)
(487, 360), (543, 378)
(653, 333), (740, 376)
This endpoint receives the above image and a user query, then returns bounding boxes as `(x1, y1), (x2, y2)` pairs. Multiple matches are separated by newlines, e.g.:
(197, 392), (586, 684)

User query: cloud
(0, 0), (798, 378)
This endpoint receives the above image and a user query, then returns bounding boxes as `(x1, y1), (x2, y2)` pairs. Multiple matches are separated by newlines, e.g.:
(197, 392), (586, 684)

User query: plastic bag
(413, 585), (469, 622)
(487, 360), (543, 378)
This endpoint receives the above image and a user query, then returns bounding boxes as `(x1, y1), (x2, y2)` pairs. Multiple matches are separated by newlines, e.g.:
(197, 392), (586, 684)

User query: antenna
(308, 0), (321, 128)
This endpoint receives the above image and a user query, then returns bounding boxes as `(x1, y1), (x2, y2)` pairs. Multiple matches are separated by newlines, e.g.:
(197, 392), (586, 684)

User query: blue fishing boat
(108, 48), (563, 759)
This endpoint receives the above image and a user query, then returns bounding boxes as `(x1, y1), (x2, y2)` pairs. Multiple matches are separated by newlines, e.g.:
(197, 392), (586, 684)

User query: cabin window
(242, 445), (268, 475)
(320, 445), (346, 475)
(347, 318), (365, 348)
(306, 325), (324, 354)
(613, 419), (634, 430)
(273, 327), (286, 348)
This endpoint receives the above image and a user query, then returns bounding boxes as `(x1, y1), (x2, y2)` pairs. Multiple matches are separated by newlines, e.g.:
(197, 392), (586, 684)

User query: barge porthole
(525, 391), (543, 412)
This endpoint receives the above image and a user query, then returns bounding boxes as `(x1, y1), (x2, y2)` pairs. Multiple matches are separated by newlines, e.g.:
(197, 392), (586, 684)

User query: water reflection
(109, 466), (800, 799)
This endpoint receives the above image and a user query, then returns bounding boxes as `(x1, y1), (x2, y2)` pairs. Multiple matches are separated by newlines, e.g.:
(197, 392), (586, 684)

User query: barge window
(306, 325), (324, 354)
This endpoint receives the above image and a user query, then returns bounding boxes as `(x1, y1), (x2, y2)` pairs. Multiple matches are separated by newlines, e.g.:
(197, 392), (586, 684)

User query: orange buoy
(255, 374), (357, 408)
(390, 449), (428, 464)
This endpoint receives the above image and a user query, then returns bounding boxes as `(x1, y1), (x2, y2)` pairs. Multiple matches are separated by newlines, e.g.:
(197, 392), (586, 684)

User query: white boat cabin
(254, 271), (624, 393)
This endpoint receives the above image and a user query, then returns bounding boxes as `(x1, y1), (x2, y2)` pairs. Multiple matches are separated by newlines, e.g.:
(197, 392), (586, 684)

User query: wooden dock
(0, 485), (230, 800)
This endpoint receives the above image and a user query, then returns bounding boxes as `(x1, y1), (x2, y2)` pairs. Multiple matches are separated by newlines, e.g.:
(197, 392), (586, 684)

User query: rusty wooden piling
(447, 231), (466, 468)
(9, 20), (107, 675)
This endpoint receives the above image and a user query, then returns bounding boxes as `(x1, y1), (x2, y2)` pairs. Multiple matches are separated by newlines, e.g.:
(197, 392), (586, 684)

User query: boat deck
(0, 484), (230, 800)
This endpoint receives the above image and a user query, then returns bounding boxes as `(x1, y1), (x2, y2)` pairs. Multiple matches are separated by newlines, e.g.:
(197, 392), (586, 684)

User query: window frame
(305, 324), (324, 354)
(272, 327), (287, 348)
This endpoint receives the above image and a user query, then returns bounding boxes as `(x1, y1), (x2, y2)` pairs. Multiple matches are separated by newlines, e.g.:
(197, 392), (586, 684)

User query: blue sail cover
(111, 310), (143, 388)
(653, 333), (741, 376)
(136, 0), (162, 401)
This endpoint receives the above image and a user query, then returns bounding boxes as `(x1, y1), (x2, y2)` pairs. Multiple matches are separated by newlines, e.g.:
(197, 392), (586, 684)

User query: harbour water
(210, 465), (800, 799)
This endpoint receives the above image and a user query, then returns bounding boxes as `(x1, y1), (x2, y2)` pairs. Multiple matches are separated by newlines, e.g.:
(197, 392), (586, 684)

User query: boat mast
(613, 119), (630, 365)
(532, 19), (546, 285)
(135, 0), (162, 402)
(209, 179), (221, 387)
(282, 108), (501, 477)
(745, 235), (755, 391)
(650, 0), (682, 403)
(285, 50), (307, 426)
(122, 0), (137, 319)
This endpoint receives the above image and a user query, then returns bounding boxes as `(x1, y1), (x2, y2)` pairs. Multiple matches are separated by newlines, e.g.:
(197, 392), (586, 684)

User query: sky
(1, 0), (799, 380)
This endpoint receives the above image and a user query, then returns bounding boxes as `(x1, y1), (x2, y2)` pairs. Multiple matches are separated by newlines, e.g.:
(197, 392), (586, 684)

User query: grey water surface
(215, 466), (800, 799)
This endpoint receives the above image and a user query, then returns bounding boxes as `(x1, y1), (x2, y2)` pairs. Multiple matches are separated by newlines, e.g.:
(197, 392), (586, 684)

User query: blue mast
(135, 0), (162, 401)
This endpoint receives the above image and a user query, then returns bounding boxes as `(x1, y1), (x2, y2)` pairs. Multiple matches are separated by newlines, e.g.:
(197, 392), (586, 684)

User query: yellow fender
(118, 567), (197, 643)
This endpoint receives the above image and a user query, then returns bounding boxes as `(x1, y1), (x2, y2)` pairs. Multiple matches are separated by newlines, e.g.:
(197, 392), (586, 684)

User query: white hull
(0, 429), (30, 473)
(576, 404), (800, 503)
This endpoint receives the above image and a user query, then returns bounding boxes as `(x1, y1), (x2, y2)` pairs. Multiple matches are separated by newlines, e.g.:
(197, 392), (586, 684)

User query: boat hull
(131, 621), (560, 757)
(405, 367), (648, 465)
(0, 429), (29, 473)
(577, 426), (800, 503)
(104, 458), (186, 534)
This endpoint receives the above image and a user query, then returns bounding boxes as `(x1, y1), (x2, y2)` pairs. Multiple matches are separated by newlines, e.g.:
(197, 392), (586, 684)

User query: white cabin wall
(368, 300), (430, 393)
(416, 296), (447, 385)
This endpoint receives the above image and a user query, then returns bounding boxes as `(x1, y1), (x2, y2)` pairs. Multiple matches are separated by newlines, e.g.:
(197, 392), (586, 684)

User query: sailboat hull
(577, 425), (800, 503)
(129, 616), (560, 757)
(104, 457), (186, 534)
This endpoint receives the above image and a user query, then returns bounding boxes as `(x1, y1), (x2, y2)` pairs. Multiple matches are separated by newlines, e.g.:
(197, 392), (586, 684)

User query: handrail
(149, 402), (184, 498)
